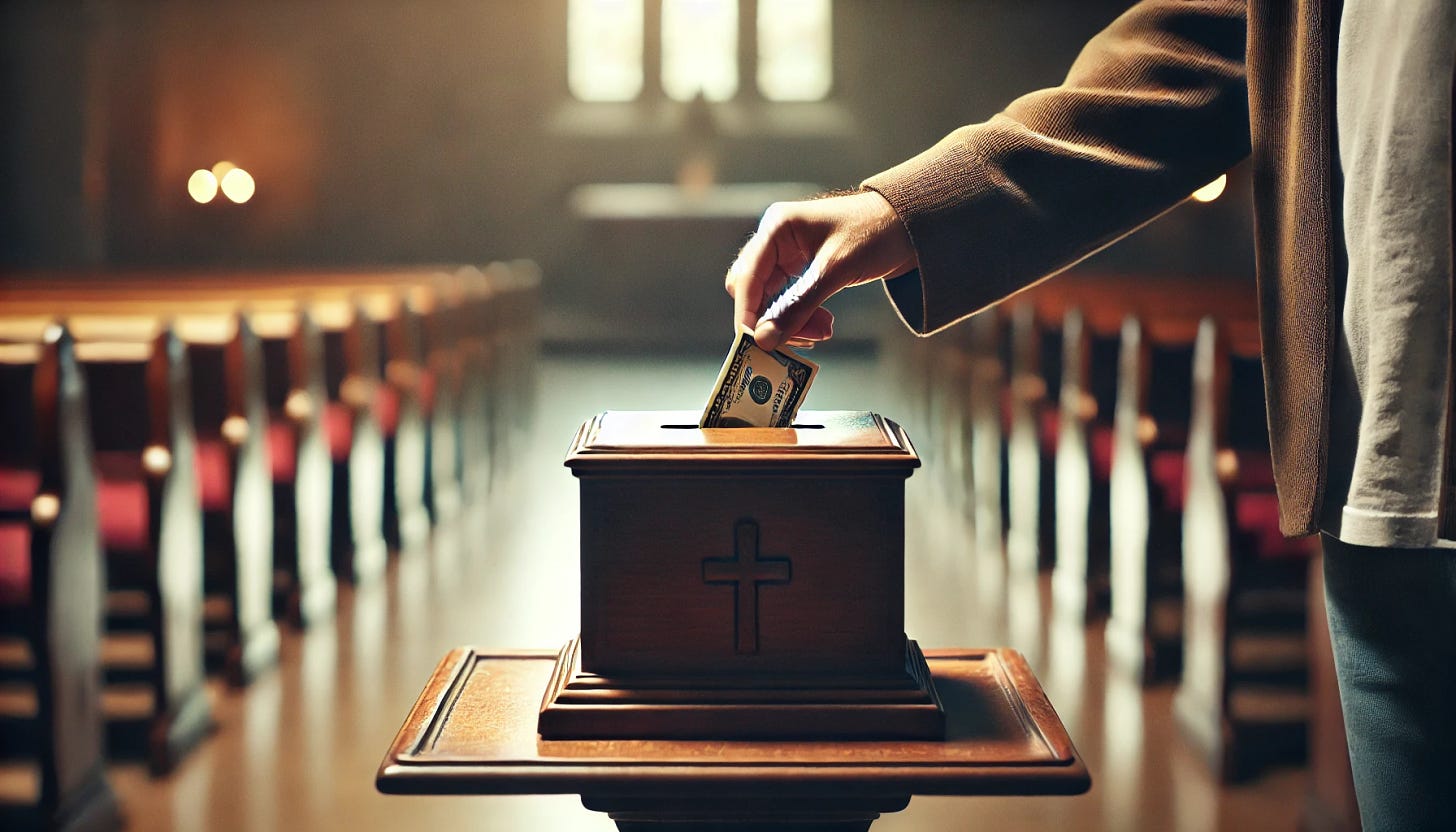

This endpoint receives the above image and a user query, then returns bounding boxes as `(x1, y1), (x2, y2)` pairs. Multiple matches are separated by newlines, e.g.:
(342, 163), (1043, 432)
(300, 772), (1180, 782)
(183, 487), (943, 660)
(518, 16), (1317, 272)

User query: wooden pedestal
(378, 648), (1089, 831)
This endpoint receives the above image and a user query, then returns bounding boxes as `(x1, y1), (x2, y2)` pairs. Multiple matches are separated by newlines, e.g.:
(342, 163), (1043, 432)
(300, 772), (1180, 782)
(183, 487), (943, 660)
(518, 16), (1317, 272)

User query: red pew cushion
(268, 420), (297, 483)
(1090, 424), (1114, 482)
(96, 478), (149, 555)
(375, 386), (401, 438)
(325, 402), (353, 463)
(93, 451), (150, 554)
(1149, 449), (1278, 516)
(1235, 492), (1313, 559)
(1150, 450), (1186, 512)
(0, 468), (40, 511)
(1234, 451), (1276, 490)
(1038, 410), (1059, 455)
(0, 523), (30, 606)
(194, 439), (232, 512)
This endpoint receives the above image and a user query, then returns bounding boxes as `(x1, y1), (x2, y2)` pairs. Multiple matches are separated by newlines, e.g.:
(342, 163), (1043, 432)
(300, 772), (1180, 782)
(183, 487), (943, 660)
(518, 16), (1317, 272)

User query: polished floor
(104, 349), (1305, 831)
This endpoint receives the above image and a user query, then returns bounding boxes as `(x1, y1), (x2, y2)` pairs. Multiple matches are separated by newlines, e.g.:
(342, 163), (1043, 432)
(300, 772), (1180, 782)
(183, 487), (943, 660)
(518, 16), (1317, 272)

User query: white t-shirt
(1323, 0), (1456, 548)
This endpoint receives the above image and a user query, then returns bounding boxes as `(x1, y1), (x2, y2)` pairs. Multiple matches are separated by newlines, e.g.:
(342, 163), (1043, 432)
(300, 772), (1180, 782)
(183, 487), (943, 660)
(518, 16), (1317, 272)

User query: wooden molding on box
(537, 636), (946, 741)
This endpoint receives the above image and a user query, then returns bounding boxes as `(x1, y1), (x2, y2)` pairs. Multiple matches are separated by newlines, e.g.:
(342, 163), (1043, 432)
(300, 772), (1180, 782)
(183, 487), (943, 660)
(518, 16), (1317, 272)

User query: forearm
(864, 0), (1251, 333)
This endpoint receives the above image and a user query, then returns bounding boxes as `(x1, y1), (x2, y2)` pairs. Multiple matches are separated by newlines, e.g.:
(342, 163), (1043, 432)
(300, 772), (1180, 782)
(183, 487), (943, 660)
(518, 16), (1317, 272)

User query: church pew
(498, 259), (542, 445)
(0, 291), (331, 639)
(194, 280), (433, 572)
(186, 279), (433, 576)
(0, 267), (479, 553)
(1003, 301), (1061, 577)
(1049, 307), (1119, 623)
(180, 313), (281, 686)
(0, 274), (446, 587)
(965, 311), (1006, 562)
(449, 267), (498, 506)
(381, 289), (435, 548)
(311, 297), (389, 585)
(1173, 317), (1315, 782)
(71, 321), (213, 774)
(249, 306), (338, 628)
(1104, 315), (1199, 684)
(418, 275), (470, 518)
(925, 326), (975, 520)
(0, 324), (122, 832)
(478, 260), (542, 493)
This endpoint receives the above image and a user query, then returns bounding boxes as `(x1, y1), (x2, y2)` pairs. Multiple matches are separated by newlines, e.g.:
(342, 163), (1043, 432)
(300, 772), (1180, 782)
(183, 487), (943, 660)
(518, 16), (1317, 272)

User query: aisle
(107, 349), (1305, 831)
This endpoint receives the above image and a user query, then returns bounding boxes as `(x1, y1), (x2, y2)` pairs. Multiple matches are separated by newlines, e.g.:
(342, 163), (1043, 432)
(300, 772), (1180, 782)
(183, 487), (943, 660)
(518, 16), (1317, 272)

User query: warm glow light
(31, 493), (60, 526)
(221, 168), (256, 204)
(1216, 448), (1241, 483)
(569, 0), (644, 101)
(212, 160), (237, 180)
(188, 169), (219, 203)
(758, 0), (832, 102)
(284, 389), (314, 423)
(142, 444), (173, 477)
(662, 0), (738, 102)
(1191, 174), (1227, 203)
(222, 415), (250, 445)
(340, 375), (373, 410)
(1137, 414), (1158, 446)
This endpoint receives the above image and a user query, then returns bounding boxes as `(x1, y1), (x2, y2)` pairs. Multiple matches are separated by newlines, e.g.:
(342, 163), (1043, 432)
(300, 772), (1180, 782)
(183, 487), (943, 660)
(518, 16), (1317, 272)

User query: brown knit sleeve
(863, 0), (1251, 334)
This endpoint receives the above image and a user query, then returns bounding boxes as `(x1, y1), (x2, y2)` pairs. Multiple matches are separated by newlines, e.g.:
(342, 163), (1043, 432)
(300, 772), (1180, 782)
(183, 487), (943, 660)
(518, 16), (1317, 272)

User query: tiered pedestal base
(377, 647), (1089, 830)
(538, 637), (945, 740)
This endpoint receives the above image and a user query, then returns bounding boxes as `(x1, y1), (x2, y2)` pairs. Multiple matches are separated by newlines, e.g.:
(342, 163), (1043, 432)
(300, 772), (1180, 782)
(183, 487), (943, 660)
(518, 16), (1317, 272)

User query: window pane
(662, 0), (738, 102)
(569, 0), (644, 101)
(758, 0), (832, 101)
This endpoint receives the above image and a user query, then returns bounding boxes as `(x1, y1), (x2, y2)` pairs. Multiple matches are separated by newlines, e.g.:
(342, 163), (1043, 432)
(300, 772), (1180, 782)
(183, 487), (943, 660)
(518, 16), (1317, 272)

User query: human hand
(726, 189), (917, 352)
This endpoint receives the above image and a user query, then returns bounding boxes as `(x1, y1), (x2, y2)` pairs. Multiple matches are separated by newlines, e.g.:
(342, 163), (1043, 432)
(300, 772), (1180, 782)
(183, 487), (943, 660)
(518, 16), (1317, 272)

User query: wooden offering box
(539, 410), (944, 741)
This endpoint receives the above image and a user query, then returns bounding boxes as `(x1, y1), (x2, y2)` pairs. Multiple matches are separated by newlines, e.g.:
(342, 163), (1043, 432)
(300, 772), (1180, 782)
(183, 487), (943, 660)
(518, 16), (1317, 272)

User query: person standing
(725, 2), (1456, 829)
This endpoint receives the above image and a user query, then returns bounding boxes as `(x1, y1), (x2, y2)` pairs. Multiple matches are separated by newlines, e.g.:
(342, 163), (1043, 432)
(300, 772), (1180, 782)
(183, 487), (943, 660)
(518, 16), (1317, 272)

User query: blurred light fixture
(188, 169), (219, 203)
(221, 167), (256, 204)
(221, 415), (250, 446)
(30, 493), (60, 526)
(1191, 174), (1227, 203)
(142, 444), (173, 477)
(212, 160), (237, 180)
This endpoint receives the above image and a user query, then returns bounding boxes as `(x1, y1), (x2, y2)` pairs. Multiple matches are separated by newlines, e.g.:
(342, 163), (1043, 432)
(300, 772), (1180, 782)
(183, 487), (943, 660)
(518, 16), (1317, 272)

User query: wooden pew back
(0, 325), (118, 825)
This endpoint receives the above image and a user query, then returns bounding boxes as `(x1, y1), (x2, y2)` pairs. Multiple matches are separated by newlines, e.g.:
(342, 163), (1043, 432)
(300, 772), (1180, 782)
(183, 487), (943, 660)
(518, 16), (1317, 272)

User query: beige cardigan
(863, 0), (1351, 538)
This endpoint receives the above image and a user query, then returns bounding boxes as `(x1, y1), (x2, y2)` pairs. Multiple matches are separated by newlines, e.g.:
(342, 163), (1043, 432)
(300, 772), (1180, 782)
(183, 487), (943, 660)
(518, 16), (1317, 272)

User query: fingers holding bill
(727, 205), (813, 333)
(781, 307), (835, 349)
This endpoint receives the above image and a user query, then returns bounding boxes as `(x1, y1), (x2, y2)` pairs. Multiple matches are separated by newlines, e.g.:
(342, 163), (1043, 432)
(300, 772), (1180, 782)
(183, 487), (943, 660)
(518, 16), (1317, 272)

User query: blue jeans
(1322, 535), (1456, 832)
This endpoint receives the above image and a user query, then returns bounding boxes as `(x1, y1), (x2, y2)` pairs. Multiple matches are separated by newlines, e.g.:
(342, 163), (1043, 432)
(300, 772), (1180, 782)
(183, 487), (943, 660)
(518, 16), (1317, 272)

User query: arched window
(757, 0), (832, 102)
(568, 0), (645, 102)
(568, 0), (833, 103)
(661, 0), (739, 102)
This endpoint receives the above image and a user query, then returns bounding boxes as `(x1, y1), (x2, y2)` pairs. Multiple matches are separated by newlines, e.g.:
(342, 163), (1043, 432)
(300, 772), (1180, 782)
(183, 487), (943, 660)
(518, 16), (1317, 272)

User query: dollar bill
(700, 324), (819, 428)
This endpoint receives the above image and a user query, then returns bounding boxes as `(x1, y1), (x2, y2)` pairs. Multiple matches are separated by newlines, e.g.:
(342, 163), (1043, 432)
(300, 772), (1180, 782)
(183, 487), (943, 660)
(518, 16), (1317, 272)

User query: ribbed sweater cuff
(861, 126), (1016, 335)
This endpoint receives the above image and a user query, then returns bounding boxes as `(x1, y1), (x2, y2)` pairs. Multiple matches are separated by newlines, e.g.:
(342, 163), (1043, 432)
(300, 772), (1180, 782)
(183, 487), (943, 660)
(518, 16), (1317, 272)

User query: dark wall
(1, 0), (1255, 347)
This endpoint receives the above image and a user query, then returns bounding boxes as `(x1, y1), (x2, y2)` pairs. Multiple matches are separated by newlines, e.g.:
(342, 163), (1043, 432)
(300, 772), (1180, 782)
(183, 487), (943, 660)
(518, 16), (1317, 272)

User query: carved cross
(702, 518), (792, 655)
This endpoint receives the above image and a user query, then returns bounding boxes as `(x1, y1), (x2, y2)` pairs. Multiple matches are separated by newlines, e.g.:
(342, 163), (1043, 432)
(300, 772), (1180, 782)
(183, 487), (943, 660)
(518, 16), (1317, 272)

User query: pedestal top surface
(566, 410), (920, 471)
(377, 648), (1089, 798)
